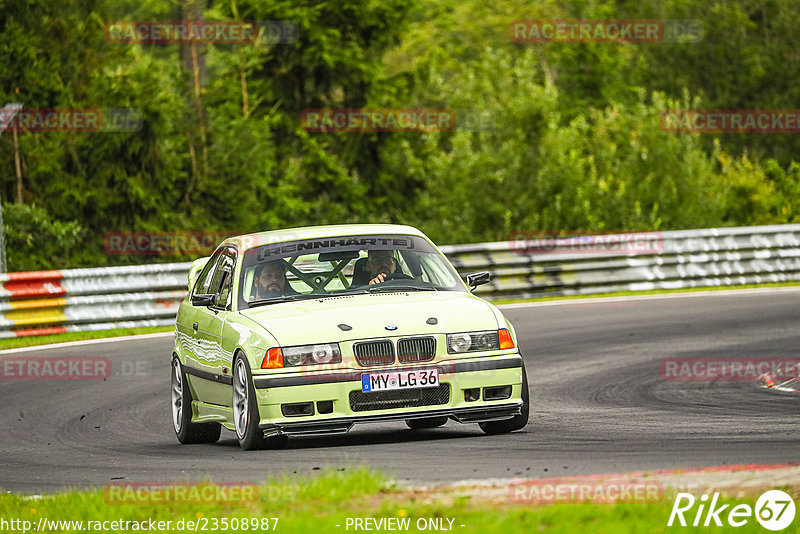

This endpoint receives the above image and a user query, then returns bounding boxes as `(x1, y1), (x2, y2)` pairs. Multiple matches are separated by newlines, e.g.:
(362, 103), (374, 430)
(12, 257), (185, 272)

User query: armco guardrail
(443, 224), (800, 300)
(0, 263), (191, 339)
(1, 224), (798, 339)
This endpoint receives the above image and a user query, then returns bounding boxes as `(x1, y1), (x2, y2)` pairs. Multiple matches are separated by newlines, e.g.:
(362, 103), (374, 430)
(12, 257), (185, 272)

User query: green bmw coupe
(172, 224), (529, 449)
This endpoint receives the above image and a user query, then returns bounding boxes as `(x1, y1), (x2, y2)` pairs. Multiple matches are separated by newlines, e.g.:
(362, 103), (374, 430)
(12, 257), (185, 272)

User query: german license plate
(361, 369), (439, 392)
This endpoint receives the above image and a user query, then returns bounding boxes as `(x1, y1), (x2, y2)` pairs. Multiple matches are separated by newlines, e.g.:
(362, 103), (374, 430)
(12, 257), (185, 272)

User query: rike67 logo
(668, 490), (796, 531)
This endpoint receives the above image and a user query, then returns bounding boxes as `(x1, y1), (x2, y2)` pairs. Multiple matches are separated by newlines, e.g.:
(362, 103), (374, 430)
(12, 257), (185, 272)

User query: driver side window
(214, 251), (236, 308)
(193, 250), (224, 296)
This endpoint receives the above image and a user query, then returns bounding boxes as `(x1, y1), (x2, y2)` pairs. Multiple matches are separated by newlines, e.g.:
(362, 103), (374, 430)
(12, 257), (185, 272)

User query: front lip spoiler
(258, 402), (522, 438)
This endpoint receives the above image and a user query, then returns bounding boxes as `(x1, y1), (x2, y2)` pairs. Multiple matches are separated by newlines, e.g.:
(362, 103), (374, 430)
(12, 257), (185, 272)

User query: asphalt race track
(1, 288), (798, 493)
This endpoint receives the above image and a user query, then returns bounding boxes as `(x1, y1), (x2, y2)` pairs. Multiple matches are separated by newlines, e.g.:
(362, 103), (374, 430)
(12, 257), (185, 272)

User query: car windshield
(238, 233), (465, 308)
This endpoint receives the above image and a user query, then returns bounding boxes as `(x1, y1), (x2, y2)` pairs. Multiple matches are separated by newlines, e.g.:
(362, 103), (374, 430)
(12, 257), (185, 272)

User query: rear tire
(233, 355), (288, 450)
(479, 360), (530, 435)
(406, 416), (448, 430)
(171, 357), (221, 444)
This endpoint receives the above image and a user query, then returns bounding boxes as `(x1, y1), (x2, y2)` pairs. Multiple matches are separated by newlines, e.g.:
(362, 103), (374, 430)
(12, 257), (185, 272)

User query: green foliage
(3, 203), (83, 271)
(379, 50), (730, 243)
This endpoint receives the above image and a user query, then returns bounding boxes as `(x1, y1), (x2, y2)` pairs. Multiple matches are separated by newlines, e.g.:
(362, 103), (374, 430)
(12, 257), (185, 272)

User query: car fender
(485, 300), (519, 347)
(172, 324), (185, 363)
(172, 301), (194, 365)
(223, 313), (280, 369)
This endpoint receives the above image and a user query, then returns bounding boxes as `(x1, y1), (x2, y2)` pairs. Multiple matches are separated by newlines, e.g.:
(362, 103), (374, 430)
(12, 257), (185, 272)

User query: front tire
(171, 357), (221, 444)
(233, 355), (288, 450)
(479, 360), (530, 435)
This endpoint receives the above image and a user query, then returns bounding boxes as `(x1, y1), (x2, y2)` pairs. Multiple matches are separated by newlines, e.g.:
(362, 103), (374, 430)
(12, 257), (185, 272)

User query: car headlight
(282, 343), (342, 366)
(446, 329), (515, 353)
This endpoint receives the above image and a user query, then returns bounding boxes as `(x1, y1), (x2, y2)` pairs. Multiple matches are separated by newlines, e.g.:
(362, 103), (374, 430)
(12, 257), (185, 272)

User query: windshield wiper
(366, 285), (437, 293)
(248, 294), (322, 307)
(338, 289), (371, 296)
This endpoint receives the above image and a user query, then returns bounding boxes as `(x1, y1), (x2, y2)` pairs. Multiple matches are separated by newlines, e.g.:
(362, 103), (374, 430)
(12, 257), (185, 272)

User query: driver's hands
(368, 273), (387, 285)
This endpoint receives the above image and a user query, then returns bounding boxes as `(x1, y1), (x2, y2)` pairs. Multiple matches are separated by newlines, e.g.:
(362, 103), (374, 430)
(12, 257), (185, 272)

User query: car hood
(238, 291), (500, 346)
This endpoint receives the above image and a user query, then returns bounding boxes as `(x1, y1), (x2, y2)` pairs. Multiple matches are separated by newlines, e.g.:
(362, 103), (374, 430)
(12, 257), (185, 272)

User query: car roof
(221, 224), (429, 251)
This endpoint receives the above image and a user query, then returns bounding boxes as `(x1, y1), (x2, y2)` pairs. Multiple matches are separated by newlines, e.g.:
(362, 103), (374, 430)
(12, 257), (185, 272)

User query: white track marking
(497, 286), (800, 309)
(0, 331), (173, 354)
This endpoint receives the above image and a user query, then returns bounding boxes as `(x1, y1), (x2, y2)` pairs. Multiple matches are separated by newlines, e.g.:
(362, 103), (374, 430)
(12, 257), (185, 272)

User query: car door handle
(193, 322), (199, 331)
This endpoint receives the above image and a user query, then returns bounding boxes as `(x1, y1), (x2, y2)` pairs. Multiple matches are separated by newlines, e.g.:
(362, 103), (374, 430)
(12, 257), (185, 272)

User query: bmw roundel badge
(385, 325), (398, 331)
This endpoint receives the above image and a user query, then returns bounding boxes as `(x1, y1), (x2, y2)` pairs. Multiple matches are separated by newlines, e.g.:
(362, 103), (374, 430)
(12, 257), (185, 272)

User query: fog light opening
(483, 385), (512, 401)
(464, 388), (480, 402)
(317, 400), (334, 414)
(281, 402), (315, 417)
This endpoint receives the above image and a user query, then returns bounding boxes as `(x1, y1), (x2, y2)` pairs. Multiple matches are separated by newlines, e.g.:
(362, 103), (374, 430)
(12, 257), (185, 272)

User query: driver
(367, 249), (411, 285)
(253, 260), (299, 299)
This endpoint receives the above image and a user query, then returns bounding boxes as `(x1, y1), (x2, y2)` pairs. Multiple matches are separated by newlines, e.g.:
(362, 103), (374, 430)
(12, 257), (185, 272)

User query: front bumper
(252, 355), (524, 437)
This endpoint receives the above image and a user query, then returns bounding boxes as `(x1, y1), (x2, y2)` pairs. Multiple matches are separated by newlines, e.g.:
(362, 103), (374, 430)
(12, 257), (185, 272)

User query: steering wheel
(374, 272), (413, 283)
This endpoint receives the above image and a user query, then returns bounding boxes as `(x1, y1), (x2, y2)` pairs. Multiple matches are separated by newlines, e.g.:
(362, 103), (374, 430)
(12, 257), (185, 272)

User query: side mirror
(187, 256), (211, 291)
(466, 271), (490, 290)
(191, 293), (215, 307)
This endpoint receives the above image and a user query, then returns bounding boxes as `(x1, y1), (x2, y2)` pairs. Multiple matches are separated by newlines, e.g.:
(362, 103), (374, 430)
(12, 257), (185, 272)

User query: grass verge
(0, 326), (173, 351)
(0, 469), (796, 533)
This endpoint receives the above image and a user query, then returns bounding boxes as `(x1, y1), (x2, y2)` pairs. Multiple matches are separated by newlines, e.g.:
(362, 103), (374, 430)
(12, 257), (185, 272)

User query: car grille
(397, 336), (436, 363)
(353, 340), (395, 366)
(349, 384), (450, 412)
